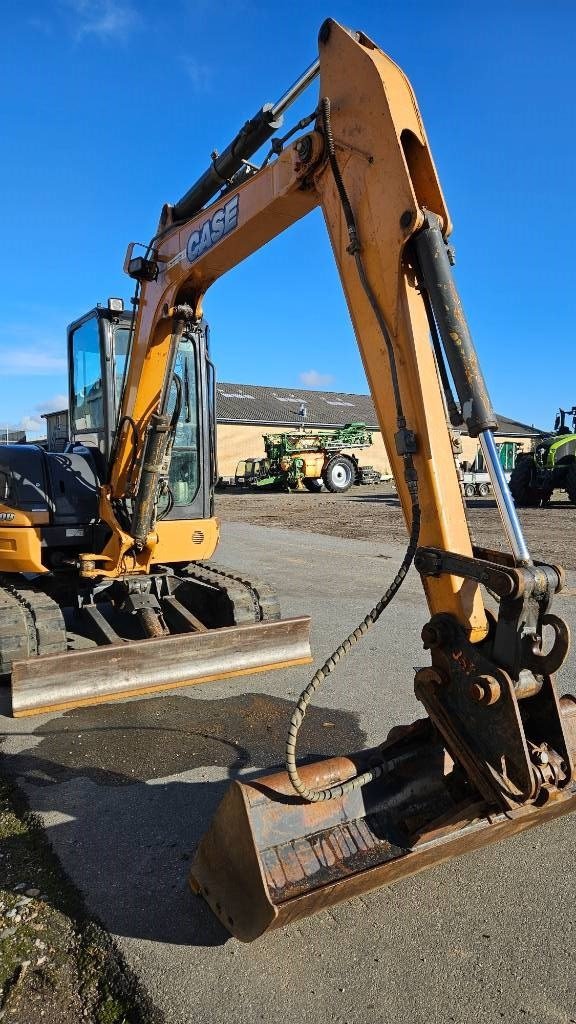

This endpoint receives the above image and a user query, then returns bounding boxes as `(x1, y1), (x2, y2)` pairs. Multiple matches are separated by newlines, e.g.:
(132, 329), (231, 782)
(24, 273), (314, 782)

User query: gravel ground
(1, 485), (574, 1022)
(215, 484), (576, 572)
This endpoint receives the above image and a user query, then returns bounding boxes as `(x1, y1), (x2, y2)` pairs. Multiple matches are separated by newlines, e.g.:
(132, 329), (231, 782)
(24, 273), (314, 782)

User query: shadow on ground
(349, 494), (402, 506)
(350, 495), (504, 511)
(1, 693), (366, 948)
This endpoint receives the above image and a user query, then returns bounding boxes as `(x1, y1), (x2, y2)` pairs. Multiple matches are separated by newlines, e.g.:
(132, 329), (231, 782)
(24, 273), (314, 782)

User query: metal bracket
(414, 546), (572, 809)
(415, 545), (568, 680)
(81, 604), (123, 646)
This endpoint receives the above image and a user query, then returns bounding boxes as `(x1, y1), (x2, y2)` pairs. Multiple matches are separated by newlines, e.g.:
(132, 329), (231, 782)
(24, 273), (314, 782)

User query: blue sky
(1, 0), (574, 438)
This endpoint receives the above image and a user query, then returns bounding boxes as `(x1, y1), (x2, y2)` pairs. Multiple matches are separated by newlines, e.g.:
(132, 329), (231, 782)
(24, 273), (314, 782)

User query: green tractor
(509, 407), (576, 507)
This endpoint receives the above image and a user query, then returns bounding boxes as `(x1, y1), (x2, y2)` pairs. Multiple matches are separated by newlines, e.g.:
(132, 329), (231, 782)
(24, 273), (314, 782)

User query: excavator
(0, 296), (314, 716)
(2, 18), (576, 942)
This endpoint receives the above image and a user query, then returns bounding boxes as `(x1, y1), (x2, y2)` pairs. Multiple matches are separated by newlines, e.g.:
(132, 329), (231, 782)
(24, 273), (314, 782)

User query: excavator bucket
(190, 703), (576, 942)
(10, 616), (311, 717)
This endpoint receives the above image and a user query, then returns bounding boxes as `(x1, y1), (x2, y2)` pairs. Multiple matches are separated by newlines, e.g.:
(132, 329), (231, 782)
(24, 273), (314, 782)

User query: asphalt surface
(1, 522), (576, 1024)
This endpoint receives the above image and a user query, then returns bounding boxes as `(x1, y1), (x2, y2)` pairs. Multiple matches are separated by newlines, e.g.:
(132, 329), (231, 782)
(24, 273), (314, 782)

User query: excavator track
(180, 562), (281, 626)
(10, 562), (309, 716)
(7, 564), (309, 717)
(0, 563), (281, 683)
(0, 576), (67, 678)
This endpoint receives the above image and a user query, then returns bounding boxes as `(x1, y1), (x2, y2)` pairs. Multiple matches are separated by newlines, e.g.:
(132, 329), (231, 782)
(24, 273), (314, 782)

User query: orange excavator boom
(180, 19), (576, 939)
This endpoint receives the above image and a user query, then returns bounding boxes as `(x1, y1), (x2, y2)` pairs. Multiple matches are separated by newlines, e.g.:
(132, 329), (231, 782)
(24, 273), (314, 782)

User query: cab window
(113, 326), (131, 415)
(71, 318), (103, 433)
(164, 336), (201, 506)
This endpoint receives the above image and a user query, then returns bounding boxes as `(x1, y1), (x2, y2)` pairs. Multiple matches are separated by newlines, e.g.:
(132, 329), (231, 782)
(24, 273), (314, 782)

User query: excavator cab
(67, 302), (132, 462)
(67, 302), (216, 521)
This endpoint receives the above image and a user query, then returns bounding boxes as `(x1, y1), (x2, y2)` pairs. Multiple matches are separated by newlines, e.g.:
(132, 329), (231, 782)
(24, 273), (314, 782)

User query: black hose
(285, 500), (420, 802)
(169, 372), (183, 430)
(157, 484), (175, 521)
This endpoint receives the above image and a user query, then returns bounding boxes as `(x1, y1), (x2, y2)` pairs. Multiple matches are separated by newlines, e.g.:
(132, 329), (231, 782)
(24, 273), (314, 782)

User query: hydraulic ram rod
(479, 430), (532, 565)
(413, 210), (532, 565)
(171, 58), (320, 222)
(270, 58), (320, 118)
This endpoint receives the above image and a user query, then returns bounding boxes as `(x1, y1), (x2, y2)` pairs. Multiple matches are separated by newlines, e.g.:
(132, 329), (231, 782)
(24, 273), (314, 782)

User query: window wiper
(183, 358), (192, 423)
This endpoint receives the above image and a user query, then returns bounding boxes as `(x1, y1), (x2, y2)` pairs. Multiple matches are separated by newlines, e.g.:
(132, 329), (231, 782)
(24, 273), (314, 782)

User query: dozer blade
(10, 616), (311, 717)
(190, 704), (576, 942)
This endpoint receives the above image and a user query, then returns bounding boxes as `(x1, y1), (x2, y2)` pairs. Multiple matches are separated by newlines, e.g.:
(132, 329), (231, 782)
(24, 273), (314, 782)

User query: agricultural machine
(235, 422), (376, 492)
(509, 407), (576, 506)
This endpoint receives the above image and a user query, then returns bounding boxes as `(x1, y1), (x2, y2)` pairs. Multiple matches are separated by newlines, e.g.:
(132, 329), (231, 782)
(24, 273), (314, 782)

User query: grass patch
(0, 769), (163, 1023)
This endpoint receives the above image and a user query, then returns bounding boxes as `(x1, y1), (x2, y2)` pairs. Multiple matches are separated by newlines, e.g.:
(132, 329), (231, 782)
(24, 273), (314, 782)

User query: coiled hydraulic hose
(285, 97), (421, 803)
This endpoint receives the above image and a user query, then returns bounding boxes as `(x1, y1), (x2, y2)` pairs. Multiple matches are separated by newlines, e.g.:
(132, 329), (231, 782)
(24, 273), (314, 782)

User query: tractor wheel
(508, 457), (542, 507)
(464, 483), (475, 498)
(322, 455), (356, 493)
(303, 477), (323, 493)
(565, 462), (576, 505)
(477, 482), (490, 497)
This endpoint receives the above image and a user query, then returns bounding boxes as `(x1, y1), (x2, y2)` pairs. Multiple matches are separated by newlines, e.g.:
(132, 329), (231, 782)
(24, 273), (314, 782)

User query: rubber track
(193, 562), (281, 622)
(0, 575), (67, 677)
(182, 562), (281, 624)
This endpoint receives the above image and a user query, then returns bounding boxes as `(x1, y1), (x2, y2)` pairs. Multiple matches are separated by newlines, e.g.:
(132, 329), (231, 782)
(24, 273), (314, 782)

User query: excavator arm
(169, 20), (576, 940)
(14, 14), (569, 929)
(90, 21), (487, 636)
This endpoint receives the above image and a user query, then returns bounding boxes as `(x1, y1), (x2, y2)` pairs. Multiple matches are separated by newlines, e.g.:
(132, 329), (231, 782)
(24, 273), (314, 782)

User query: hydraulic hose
(285, 499), (420, 801)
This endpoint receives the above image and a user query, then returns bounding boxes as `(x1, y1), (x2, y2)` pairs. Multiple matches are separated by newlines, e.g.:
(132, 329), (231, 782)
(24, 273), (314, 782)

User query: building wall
(217, 425), (270, 477)
(0, 430), (25, 444)
(43, 410), (69, 453)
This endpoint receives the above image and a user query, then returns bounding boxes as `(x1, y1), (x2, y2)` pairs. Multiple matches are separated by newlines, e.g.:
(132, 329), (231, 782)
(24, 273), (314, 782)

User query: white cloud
(62, 0), (139, 40)
(0, 319), (69, 436)
(0, 323), (67, 376)
(0, 350), (67, 375)
(16, 396), (70, 438)
(3, 397), (69, 438)
(20, 415), (44, 433)
(35, 395), (69, 414)
(299, 369), (335, 388)
(178, 56), (213, 92)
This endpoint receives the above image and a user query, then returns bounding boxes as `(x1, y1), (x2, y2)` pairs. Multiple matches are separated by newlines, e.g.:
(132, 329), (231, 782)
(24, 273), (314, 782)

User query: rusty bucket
(190, 707), (576, 941)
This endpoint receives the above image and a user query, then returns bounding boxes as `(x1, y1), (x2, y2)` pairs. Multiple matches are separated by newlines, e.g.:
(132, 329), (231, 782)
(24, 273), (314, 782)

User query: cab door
(159, 321), (214, 521)
(67, 307), (133, 464)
